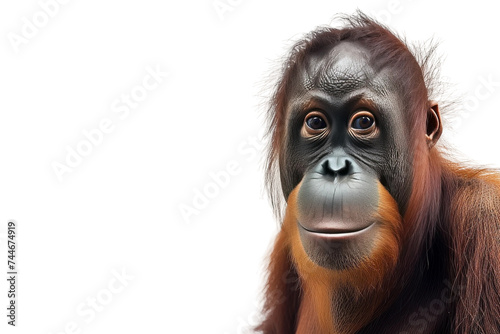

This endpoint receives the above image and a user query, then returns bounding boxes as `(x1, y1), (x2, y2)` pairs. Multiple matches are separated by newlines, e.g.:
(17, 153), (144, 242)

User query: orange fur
(268, 182), (403, 333)
(257, 13), (500, 333)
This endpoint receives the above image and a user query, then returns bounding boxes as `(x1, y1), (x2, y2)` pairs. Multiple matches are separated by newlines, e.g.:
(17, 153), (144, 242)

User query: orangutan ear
(426, 101), (442, 147)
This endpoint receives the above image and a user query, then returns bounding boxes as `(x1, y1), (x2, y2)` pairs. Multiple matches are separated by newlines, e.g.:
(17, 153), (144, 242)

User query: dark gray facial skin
(297, 154), (379, 233)
(281, 41), (414, 269)
(296, 152), (381, 269)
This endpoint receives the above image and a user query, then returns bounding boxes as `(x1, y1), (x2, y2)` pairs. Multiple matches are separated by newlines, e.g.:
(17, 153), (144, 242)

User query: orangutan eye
(351, 115), (374, 130)
(349, 111), (378, 138)
(306, 115), (327, 130)
(302, 111), (330, 138)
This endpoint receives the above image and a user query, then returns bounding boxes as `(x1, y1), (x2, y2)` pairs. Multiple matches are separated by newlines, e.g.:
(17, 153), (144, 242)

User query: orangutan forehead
(300, 43), (375, 96)
(316, 68), (367, 94)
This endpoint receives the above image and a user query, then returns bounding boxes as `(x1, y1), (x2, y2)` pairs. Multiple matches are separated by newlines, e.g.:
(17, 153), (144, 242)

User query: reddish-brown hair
(259, 11), (500, 334)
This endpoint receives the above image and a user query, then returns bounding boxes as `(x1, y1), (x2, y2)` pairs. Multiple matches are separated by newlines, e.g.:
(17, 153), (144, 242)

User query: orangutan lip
(298, 222), (375, 237)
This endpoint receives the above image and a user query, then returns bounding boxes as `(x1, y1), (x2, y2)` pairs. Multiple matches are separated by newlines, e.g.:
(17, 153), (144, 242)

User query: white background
(0, 0), (499, 333)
